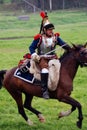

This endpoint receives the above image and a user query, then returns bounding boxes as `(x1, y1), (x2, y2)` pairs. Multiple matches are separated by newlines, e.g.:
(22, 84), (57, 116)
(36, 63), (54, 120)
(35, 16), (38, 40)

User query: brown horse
(0, 43), (87, 128)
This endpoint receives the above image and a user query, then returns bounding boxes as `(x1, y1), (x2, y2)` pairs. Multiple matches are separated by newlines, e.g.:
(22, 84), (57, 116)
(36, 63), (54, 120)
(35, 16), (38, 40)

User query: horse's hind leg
(7, 89), (33, 125)
(58, 96), (83, 129)
(24, 93), (45, 122)
(58, 106), (76, 118)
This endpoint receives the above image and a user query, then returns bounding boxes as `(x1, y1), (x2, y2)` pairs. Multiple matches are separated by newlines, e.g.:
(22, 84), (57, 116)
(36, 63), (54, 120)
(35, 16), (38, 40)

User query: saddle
(15, 53), (61, 91)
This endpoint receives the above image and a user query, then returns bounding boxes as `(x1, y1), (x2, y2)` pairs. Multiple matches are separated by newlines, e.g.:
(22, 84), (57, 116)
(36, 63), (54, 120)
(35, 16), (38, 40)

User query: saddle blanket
(14, 68), (35, 83)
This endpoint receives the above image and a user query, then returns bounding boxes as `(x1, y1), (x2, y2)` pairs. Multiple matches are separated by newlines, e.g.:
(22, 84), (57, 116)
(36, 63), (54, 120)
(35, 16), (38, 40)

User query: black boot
(41, 73), (49, 99)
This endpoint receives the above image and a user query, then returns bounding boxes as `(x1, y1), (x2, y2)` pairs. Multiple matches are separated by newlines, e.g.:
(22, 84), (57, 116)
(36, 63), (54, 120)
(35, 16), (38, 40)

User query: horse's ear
(72, 43), (77, 49)
(84, 42), (87, 48)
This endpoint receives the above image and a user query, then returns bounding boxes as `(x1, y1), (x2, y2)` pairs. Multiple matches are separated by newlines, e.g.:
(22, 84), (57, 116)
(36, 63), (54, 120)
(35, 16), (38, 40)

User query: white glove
(31, 53), (40, 62)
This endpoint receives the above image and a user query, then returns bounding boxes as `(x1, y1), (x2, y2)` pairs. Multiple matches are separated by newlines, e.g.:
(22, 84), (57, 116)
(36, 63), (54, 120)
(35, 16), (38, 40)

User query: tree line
(0, 0), (87, 11)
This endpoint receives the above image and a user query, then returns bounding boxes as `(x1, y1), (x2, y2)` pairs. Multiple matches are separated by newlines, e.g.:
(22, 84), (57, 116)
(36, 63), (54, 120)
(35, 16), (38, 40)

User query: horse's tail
(0, 70), (7, 89)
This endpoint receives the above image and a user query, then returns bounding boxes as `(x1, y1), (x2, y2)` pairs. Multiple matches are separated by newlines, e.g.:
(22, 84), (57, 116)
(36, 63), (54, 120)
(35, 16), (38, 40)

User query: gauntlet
(31, 53), (40, 62)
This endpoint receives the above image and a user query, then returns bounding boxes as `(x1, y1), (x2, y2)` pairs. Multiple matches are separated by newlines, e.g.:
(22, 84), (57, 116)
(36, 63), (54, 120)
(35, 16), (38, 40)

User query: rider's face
(45, 29), (54, 37)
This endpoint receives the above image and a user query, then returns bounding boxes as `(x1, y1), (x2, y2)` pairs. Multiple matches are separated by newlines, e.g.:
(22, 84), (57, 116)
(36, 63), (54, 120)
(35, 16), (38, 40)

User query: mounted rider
(29, 11), (70, 99)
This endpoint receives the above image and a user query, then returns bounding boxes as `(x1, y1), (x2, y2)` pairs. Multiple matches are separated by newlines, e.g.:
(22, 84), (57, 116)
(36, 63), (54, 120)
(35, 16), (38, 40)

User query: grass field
(0, 9), (87, 130)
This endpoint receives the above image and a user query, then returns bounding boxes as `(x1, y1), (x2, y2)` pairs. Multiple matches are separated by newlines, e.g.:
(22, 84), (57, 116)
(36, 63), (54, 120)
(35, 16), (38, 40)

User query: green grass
(0, 9), (87, 130)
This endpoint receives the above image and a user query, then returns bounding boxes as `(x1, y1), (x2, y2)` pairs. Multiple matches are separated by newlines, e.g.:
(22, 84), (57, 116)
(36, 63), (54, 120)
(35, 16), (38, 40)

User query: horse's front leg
(24, 93), (45, 123)
(58, 96), (83, 129)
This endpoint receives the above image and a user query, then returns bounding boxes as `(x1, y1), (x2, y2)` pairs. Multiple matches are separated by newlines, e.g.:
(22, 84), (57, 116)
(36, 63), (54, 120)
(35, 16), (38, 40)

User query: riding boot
(41, 73), (49, 99)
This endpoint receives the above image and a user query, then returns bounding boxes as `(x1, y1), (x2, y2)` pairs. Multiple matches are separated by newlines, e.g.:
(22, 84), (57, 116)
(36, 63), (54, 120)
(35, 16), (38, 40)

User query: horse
(0, 43), (87, 129)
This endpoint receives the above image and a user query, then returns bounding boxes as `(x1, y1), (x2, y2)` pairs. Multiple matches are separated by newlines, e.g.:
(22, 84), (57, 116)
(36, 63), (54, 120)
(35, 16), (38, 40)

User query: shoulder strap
(37, 36), (42, 55)
(54, 33), (60, 44)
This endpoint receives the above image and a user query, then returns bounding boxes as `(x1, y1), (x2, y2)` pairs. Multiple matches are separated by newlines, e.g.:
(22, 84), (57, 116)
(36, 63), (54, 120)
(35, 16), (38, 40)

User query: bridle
(61, 47), (87, 67)
(77, 48), (87, 67)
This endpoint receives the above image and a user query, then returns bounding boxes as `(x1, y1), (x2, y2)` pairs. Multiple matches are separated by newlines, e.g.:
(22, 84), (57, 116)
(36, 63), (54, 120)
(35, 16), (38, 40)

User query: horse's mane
(59, 44), (85, 62)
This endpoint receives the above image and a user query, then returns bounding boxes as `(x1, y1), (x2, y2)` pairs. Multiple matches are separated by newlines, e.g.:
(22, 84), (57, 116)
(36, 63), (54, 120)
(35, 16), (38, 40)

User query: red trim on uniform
(23, 53), (31, 59)
(34, 34), (42, 40)
(54, 33), (60, 37)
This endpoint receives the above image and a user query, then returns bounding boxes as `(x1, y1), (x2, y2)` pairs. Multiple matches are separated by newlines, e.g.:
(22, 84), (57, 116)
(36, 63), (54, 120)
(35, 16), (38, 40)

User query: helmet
(40, 11), (55, 33)
(44, 23), (55, 30)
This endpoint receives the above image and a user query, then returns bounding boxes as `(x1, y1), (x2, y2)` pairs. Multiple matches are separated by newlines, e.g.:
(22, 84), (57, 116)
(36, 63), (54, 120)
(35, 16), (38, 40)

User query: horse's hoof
(38, 114), (45, 123)
(27, 119), (33, 126)
(77, 121), (82, 129)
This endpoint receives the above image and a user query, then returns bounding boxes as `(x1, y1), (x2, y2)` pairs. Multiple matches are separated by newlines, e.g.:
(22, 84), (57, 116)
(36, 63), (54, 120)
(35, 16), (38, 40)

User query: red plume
(40, 11), (46, 19)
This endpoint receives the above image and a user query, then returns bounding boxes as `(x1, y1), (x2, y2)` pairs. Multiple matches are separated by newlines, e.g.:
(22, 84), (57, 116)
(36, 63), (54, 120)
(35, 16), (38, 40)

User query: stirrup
(43, 91), (49, 99)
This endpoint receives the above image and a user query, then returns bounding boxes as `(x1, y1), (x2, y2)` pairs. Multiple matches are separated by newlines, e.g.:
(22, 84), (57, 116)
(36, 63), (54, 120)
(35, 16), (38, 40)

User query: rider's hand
(31, 53), (40, 62)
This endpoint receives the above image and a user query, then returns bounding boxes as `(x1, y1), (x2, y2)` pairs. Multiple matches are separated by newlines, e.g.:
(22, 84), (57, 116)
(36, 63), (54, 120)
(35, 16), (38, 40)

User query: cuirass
(39, 36), (56, 55)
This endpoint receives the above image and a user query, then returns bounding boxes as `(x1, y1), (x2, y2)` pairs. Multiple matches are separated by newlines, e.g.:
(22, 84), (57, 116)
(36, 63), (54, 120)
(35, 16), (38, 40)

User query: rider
(29, 11), (70, 99)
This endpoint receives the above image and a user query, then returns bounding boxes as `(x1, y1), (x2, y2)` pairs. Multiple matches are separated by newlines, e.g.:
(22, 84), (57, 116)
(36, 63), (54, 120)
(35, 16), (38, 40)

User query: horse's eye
(80, 51), (86, 56)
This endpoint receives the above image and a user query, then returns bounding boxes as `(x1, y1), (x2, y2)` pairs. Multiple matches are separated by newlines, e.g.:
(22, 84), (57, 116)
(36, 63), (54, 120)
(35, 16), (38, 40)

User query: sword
(44, 44), (67, 55)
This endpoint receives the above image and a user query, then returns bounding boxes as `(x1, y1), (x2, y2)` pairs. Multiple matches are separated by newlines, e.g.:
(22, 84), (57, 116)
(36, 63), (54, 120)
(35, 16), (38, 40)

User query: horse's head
(72, 43), (87, 67)
(60, 43), (87, 67)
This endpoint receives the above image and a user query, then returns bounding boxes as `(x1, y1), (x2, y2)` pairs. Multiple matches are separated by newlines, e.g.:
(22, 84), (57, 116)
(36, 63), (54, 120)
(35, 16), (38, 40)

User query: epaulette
(54, 32), (60, 37)
(34, 34), (42, 40)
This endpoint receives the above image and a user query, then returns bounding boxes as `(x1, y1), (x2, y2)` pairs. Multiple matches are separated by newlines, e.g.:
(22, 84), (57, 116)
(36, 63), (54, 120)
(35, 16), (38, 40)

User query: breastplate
(40, 36), (56, 55)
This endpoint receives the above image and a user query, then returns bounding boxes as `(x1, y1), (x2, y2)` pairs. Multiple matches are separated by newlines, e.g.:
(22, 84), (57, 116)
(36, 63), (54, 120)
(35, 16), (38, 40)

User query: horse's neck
(61, 55), (79, 80)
